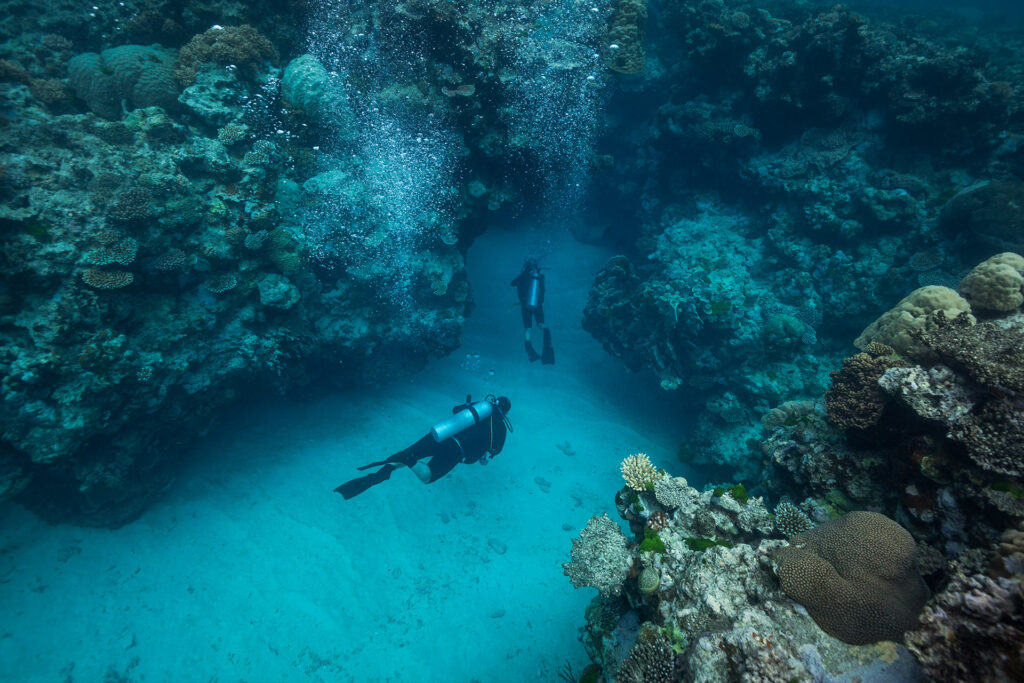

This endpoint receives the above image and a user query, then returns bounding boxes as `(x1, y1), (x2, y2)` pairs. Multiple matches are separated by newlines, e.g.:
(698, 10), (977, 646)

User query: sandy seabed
(0, 225), (690, 682)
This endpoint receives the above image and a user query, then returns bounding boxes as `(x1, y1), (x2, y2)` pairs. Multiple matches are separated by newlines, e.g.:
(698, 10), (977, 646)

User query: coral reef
(620, 452), (662, 491)
(906, 564), (1024, 682)
(173, 24), (278, 86)
(563, 514), (633, 598)
(568, 474), (926, 681)
(1, 4), (516, 524)
(825, 346), (908, 430)
(583, 0), (1024, 479)
(772, 511), (930, 645)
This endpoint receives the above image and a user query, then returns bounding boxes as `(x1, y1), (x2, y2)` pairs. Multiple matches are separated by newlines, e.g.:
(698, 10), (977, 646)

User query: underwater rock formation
(571, 247), (1024, 680)
(0, 7), (510, 525)
(566, 474), (926, 681)
(763, 254), (1024, 554)
(584, 0), (1024, 479)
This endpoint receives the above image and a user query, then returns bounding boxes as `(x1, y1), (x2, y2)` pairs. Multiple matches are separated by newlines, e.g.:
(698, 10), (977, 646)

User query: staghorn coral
(772, 511), (929, 645)
(563, 514), (632, 598)
(174, 25), (278, 86)
(621, 452), (662, 491)
(825, 349), (908, 430)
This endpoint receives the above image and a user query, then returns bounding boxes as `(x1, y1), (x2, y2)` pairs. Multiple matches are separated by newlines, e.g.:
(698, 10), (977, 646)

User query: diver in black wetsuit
(335, 395), (512, 500)
(511, 259), (554, 364)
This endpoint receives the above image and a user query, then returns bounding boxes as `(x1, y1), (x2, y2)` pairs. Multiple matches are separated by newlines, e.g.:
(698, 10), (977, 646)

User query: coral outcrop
(772, 512), (930, 645)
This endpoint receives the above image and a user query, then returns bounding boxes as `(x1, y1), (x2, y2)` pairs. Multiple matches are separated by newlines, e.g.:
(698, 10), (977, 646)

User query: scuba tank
(525, 270), (542, 308)
(431, 399), (494, 442)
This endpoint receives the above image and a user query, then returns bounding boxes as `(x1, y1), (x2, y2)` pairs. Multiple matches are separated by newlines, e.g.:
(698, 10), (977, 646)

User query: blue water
(0, 227), (688, 681)
(2, 0), (1022, 680)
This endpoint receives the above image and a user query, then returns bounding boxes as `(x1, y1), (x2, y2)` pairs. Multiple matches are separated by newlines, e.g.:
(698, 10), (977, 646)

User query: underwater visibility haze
(1, 0), (1024, 681)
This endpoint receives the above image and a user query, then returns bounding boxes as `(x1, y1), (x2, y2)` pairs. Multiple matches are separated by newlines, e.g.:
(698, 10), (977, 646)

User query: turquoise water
(1, 0), (1023, 680)
(1, 227), (688, 680)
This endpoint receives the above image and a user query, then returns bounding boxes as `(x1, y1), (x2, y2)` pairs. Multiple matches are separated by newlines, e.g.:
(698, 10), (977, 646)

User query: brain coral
(68, 45), (179, 119)
(772, 511), (929, 645)
(854, 285), (974, 360)
(958, 252), (1024, 312)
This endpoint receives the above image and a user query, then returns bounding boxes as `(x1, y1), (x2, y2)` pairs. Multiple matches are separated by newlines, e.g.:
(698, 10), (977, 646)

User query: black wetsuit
(335, 400), (509, 499)
(511, 270), (545, 328)
(392, 401), (507, 482)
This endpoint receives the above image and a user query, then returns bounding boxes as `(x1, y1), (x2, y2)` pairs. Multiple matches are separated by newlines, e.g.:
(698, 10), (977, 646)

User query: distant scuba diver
(511, 259), (554, 364)
(335, 395), (512, 500)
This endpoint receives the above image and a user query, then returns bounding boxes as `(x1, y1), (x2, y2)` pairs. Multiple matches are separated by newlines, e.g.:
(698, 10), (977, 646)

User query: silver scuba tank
(525, 272), (541, 308)
(431, 400), (494, 442)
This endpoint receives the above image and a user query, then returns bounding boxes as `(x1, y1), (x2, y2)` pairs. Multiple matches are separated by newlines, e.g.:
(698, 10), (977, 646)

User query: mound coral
(67, 45), (179, 119)
(958, 252), (1024, 312)
(563, 514), (632, 597)
(772, 511), (929, 645)
(854, 285), (974, 360)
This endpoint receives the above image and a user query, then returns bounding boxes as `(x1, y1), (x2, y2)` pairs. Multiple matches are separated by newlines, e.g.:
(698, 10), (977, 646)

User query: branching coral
(825, 347), (908, 430)
(621, 452), (662, 490)
(174, 25), (278, 86)
(905, 567), (1024, 682)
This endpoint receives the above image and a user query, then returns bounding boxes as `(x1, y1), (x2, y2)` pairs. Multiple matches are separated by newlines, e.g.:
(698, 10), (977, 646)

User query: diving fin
(357, 447), (417, 470)
(335, 465), (396, 499)
(525, 341), (541, 362)
(541, 329), (555, 365)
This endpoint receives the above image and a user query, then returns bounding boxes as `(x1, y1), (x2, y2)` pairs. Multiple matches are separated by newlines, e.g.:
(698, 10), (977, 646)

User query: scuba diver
(511, 259), (554, 364)
(335, 395), (512, 500)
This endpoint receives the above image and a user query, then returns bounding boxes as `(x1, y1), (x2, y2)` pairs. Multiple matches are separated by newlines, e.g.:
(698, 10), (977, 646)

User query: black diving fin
(541, 329), (555, 365)
(335, 465), (395, 499)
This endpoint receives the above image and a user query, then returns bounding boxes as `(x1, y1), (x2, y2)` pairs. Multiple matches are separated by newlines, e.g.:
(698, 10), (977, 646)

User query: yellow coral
(958, 252), (1024, 312)
(621, 452), (662, 490)
(854, 285), (973, 360)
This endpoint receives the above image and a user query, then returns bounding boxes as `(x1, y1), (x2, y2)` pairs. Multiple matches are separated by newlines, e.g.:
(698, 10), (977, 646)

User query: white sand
(0, 225), (691, 682)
